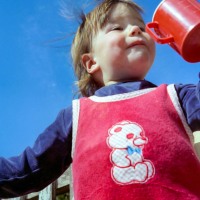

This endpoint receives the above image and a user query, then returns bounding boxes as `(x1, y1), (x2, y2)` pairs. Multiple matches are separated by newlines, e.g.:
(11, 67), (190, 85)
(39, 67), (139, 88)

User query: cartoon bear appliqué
(107, 120), (155, 184)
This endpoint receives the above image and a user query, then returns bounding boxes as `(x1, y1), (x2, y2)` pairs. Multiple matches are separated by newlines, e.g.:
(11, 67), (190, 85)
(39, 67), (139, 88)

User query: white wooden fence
(2, 167), (73, 200)
(194, 131), (200, 158)
(3, 132), (200, 200)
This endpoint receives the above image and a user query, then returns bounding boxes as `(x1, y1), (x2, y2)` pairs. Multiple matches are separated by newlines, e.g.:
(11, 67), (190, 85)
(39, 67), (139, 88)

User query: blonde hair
(71, 0), (143, 97)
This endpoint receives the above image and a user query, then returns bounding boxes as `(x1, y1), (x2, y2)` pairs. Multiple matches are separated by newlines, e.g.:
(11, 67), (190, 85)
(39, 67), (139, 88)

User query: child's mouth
(128, 40), (146, 48)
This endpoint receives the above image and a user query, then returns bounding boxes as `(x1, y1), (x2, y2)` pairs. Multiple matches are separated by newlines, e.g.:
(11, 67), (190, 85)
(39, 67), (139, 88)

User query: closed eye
(111, 26), (123, 31)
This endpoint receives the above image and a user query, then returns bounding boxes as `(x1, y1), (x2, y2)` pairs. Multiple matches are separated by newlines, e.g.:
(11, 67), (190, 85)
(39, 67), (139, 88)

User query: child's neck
(105, 79), (144, 86)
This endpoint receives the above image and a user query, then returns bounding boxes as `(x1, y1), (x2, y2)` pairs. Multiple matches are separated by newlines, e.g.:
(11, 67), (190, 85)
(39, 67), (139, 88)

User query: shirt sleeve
(175, 78), (200, 132)
(0, 106), (72, 198)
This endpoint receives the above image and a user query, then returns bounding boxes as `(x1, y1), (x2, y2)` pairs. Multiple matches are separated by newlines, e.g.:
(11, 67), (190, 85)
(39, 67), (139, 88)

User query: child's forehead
(106, 3), (143, 24)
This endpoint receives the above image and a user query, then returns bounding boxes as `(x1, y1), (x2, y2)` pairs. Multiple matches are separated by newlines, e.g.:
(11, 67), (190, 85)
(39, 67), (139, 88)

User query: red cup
(146, 0), (200, 63)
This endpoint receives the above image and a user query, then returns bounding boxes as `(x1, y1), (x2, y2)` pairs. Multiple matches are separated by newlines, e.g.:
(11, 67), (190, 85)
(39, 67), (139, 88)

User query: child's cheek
(111, 33), (125, 45)
(108, 34), (125, 52)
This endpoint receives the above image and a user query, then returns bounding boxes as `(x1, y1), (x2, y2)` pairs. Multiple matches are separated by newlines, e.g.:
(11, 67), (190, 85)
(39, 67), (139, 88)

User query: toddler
(0, 0), (200, 199)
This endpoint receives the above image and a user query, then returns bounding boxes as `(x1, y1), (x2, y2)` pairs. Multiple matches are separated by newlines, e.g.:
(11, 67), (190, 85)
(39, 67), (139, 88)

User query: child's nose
(128, 25), (142, 36)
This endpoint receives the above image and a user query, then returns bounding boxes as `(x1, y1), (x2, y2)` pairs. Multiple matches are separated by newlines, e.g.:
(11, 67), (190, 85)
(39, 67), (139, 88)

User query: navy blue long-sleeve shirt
(0, 80), (200, 198)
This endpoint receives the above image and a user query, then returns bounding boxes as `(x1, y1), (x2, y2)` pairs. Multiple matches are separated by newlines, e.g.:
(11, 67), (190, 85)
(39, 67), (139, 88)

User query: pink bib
(72, 84), (200, 200)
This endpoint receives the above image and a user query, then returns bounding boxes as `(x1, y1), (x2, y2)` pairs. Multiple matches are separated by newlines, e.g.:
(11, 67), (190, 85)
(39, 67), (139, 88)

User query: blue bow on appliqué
(127, 146), (141, 155)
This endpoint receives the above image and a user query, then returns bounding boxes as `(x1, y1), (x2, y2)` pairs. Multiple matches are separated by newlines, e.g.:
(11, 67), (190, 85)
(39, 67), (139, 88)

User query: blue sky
(0, 0), (199, 158)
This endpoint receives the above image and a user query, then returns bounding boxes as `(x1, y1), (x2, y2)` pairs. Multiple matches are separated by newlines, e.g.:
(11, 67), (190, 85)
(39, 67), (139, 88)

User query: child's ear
(81, 53), (100, 74)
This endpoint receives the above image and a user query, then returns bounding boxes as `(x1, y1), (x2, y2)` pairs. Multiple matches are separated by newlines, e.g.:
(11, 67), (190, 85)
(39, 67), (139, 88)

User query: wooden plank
(194, 131), (200, 143)
(194, 131), (200, 159)
(26, 192), (39, 199)
(69, 167), (74, 200)
(3, 197), (26, 200)
(57, 168), (71, 188)
(38, 182), (56, 200)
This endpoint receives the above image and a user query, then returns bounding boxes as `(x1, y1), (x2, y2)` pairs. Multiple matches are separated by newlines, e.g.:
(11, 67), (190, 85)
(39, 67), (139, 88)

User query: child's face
(83, 3), (155, 86)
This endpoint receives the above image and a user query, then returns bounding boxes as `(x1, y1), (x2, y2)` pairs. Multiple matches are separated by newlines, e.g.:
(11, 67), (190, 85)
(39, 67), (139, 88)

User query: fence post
(39, 181), (57, 200)
(194, 131), (200, 159)
(69, 166), (74, 200)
